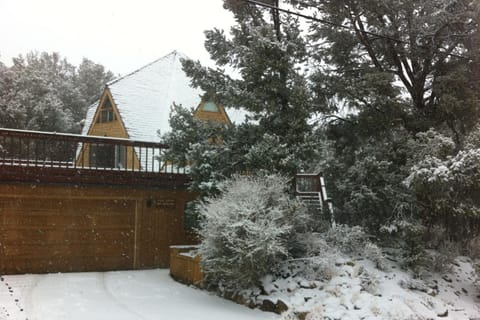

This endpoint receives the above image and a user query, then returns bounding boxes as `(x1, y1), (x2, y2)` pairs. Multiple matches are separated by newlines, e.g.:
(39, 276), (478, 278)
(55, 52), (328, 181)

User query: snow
(0, 257), (478, 320)
(81, 51), (248, 141)
(170, 245), (200, 249)
(0, 269), (278, 320)
(108, 51), (201, 142)
(258, 255), (480, 320)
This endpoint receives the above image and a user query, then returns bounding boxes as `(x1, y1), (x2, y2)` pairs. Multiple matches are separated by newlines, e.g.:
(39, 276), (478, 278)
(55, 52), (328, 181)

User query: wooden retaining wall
(169, 245), (203, 286)
(0, 183), (196, 275)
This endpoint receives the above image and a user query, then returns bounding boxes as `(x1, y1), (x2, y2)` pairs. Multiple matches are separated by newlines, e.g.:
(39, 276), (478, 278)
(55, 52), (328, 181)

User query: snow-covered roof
(81, 51), (247, 142)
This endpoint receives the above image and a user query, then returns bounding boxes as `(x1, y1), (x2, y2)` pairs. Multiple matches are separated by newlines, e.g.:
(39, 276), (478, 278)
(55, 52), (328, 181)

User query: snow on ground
(0, 257), (478, 320)
(232, 253), (479, 320)
(0, 269), (278, 320)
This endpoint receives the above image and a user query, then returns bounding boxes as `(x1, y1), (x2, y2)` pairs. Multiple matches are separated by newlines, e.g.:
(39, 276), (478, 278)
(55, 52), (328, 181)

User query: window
(115, 145), (126, 169)
(90, 144), (115, 168)
(202, 101), (219, 112)
(97, 97), (117, 123)
(90, 144), (126, 169)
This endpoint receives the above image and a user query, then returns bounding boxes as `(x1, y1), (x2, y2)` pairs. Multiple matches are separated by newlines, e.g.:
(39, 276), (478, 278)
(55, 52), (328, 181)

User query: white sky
(0, 0), (235, 75)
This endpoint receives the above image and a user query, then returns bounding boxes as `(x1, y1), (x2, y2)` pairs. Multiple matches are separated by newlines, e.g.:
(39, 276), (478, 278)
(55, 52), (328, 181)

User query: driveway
(0, 269), (278, 320)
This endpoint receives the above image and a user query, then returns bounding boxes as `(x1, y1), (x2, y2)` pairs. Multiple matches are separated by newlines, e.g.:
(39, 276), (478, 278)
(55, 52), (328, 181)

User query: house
(1, 51), (254, 275)
(77, 50), (245, 170)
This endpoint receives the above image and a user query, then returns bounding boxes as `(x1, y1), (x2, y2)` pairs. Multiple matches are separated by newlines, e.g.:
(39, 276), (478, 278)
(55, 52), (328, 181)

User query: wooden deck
(0, 128), (189, 188)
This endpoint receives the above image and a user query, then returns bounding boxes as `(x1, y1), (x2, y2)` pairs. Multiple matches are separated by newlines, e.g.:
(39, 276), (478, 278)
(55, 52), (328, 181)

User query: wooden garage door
(0, 198), (136, 274)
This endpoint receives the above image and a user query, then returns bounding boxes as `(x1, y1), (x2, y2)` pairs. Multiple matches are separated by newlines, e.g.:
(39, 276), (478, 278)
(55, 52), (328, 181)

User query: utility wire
(244, 0), (471, 60)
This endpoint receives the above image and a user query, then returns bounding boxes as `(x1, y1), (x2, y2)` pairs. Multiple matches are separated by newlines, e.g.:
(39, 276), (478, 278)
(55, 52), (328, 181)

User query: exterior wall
(193, 100), (231, 124)
(77, 88), (140, 170)
(0, 183), (197, 275)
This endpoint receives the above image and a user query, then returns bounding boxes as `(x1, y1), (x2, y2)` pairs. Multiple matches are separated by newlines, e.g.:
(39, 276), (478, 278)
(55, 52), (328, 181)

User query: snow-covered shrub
(427, 251), (453, 274)
(295, 232), (331, 257)
(405, 129), (480, 242)
(322, 129), (414, 234)
(407, 128), (456, 163)
(380, 217), (431, 272)
(198, 174), (309, 291)
(469, 236), (480, 259)
(324, 224), (369, 254)
(298, 255), (338, 281)
(323, 224), (390, 270)
(364, 242), (389, 271)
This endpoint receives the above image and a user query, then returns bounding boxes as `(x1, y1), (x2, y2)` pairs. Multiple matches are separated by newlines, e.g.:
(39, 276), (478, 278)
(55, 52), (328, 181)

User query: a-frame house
(77, 51), (244, 170)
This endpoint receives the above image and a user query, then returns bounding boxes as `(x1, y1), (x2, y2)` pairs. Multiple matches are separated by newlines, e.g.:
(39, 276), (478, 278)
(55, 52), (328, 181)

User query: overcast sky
(0, 0), (235, 74)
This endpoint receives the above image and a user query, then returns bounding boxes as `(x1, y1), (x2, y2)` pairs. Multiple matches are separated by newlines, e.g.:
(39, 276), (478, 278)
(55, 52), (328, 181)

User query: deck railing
(295, 173), (335, 225)
(0, 128), (189, 188)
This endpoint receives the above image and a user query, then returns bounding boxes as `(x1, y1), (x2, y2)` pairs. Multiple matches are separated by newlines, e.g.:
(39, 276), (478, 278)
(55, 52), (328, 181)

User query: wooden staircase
(295, 173), (335, 226)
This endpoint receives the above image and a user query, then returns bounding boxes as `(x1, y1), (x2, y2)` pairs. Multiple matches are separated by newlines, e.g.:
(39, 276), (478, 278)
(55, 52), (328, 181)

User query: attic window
(97, 97), (116, 123)
(202, 101), (219, 112)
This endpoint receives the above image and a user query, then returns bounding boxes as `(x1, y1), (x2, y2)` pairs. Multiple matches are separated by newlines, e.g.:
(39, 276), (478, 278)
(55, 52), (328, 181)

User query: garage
(0, 184), (195, 275)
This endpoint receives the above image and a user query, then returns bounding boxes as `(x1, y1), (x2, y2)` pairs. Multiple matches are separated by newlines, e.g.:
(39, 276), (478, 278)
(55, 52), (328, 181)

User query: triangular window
(97, 96), (116, 123)
(202, 101), (219, 112)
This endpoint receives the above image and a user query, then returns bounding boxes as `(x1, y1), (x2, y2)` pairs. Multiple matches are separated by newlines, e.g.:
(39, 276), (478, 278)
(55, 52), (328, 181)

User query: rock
(442, 275), (453, 283)
(276, 299), (289, 313)
(260, 299), (277, 313)
(437, 309), (448, 317)
(259, 298), (289, 314)
(295, 311), (308, 320)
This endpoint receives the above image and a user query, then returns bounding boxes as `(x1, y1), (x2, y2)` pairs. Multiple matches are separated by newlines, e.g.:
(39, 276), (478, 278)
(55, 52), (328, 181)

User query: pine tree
(181, 0), (315, 174)
(291, 0), (480, 140)
(288, 0), (480, 235)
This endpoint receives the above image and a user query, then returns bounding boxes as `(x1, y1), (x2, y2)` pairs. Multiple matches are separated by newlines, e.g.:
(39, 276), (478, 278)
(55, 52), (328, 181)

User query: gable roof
(81, 51), (247, 142)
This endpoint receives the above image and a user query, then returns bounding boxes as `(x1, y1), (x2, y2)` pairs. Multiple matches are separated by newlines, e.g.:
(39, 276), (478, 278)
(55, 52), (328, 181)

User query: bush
(324, 224), (369, 254)
(469, 236), (480, 259)
(405, 128), (480, 241)
(198, 174), (309, 291)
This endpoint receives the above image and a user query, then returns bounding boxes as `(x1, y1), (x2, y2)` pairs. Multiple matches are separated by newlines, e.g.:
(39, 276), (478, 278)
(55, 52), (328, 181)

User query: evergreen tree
(288, 0), (480, 236)
(292, 0), (480, 140)
(181, 0), (316, 175)
(75, 58), (115, 121)
(0, 52), (114, 133)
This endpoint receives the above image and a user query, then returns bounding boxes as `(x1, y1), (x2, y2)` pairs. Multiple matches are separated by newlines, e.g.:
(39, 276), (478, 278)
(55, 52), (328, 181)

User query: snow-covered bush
(324, 224), (369, 254)
(364, 242), (389, 271)
(298, 254), (338, 281)
(198, 174), (309, 291)
(407, 128), (456, 163)
(469, 236), (480, 259)
(323, 134), (414, 234)
(427, 249), (454, 273)
(302, 224), (391, 272)
(405, 130), (480, 241)
(295, 232), (331, 257)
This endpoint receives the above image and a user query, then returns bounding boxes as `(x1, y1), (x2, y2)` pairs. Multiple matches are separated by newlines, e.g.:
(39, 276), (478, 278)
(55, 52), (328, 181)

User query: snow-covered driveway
(0, 269), (278, 320)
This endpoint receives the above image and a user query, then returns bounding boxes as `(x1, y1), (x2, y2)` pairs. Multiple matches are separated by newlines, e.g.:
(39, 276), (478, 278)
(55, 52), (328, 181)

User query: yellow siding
(77, 89), (140, 170)
(193, 99), (231, 125)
